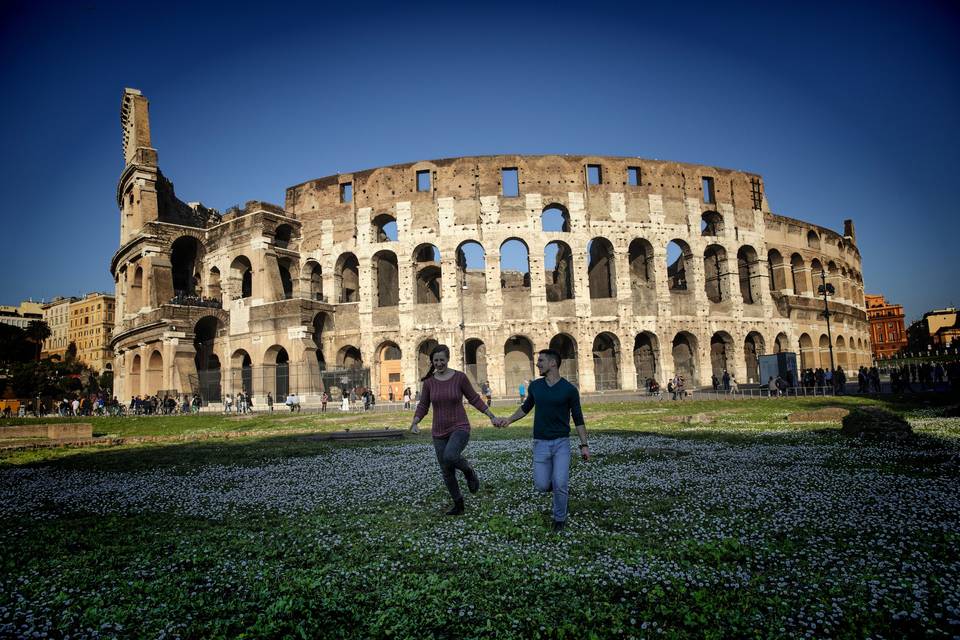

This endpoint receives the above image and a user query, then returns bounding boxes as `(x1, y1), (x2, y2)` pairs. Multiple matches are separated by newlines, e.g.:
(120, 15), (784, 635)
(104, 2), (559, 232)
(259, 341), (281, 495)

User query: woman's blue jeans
(533, 438), (571, 522)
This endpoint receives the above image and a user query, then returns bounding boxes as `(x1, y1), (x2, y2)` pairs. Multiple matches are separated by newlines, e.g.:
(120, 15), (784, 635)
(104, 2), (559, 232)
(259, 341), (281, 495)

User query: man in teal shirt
(498, 349), (590, 531)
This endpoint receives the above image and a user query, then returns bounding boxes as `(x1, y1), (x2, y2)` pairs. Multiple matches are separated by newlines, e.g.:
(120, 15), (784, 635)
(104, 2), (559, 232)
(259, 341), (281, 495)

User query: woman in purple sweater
(410, 344), (499, 515)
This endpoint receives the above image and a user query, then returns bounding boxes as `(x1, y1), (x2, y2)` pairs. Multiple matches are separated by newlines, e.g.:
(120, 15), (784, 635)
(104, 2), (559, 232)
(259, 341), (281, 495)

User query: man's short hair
(539, 349), (562, 368)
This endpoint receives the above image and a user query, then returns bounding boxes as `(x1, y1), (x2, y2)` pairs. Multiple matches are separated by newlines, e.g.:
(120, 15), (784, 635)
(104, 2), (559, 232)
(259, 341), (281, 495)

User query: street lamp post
(818, 269), (836, 372)
(459, 270), (468, 374)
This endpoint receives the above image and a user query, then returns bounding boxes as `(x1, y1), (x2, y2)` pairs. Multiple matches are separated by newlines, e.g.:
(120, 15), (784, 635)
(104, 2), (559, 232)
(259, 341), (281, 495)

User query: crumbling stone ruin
(110, 88), (871, 403)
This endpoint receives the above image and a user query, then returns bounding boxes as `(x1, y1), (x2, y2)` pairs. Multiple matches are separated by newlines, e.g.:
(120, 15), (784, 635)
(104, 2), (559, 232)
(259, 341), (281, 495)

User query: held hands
(490, 416), (509, 428)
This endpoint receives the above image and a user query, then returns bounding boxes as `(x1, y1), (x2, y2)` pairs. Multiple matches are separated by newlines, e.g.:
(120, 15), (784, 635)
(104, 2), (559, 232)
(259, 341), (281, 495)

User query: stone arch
(146, 350), (163, 396)
(263, 345), (290, 398)
(807, 230), (820, 249)
(376, 340), (402, 400)
(129, 265), (144, 310)
(130, 353), (141, 396)
(767, 249), (786, 291)
(666, 240), (692, 291)
(587, 237), (616, 299)
(231, 255), (253, 299)
(456, 241), (487, 295)
(835, 335), (847, 368)
(500, 238), (531, 290)
(464, 338), (487, 389)
(633, 331), (660, 387)
(335, 253), (360, 303)
(592, 332), (621, 390)
(372, 213), (398, 242)
(549, 333), (579, 386)
(799, 333), (814, 370)
(672, 332), (698, 384)
(274, 224), (294, 249)
(277, 256), (297, 300)
(710, 331), (735, 379)
(542, 204), (571, 232)
(819, 334), (833, 370)
(372, 250), (400, 307)
(544, 241), (574, 301)
(774, 332), (789, 354)
(171, 236), (204, 297)
(701, 210), (723, 236)
(737, 245), (761, 304)
(790, 253), (807, 294)
(703, 244), (728, 303)
(231, 349), (253, 395)
(305, 260), (323, 301)
(629, 238), (656, 314)
(311, 312), (332, 369)
(504, 335), (534, 394)
(337, 345), (363, 369)
(207, 266), (221, 300)
(413, 244), (442, 304)
(417, 338), (440, 381)
(743, 331), (766, 384)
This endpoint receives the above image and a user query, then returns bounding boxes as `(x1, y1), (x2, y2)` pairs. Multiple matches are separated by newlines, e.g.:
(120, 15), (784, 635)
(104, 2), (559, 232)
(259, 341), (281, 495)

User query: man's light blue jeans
(533, 437), (571, 522)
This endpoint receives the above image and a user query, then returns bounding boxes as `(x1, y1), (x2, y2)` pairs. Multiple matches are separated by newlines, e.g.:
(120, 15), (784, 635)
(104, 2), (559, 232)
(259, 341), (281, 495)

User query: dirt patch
(787, 407), (850, 424)
(663, 411), (733, 425)
(841, 407), (913, 441)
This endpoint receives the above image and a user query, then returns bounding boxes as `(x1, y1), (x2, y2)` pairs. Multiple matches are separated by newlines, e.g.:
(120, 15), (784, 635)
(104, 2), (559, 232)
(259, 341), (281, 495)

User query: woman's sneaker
(465, 467), (480, 494)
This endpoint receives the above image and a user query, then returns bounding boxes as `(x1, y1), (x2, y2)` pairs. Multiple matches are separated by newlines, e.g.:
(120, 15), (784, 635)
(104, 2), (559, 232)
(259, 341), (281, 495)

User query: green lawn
(1, 397), (958, 638)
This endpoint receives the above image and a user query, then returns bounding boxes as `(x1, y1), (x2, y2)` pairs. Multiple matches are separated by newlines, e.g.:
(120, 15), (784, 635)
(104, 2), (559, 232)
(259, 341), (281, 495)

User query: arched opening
(666, 240), (691, 291)
(464, 338), (487, 389)
(413, 244), (442, 304)
(171, 236), (203, 297)
(337, 345), (363, 369)
(417, 339), (439, 382)
(744, 332), (765, 384)
(307, 261), (323, 301)
(810, 259), (824, 291)
(807, 230), (820, 249)
(231, 256), (253, 299)
(231, 349), (253, 395)
(544, 241), (574, 301)
(207, 267), (222, 300)
(836, 336), (847, 368)
(376, 341), (402, 400)
(277, 257), (296, 300)
(504, 335), (534, 395)
(629, 238), (656, 314)
(130, 354), (141, 396)
(592, 332), (621, 390)
(372, 250), (400, 307)
(500, 239), (531, 290)
(542, 204), (571, 232)
(312, 312), (331, 370)
(129, 266), (143, 310)
(587, 237), (616, 299)
(710, 331), (734, 379)
(703, 244), (727, 303)
(790, 253), (807, 294)
(193, 316), (222, 402)
(701, 211), (723, 237)
(819, 334), (832, 370)
(372, 213), (398, 242)
(774, 333), (789, 354)
(549, 333), (578, 386)
(841, 268), (851, 301)
(671, 332), (698, 384)
(799, 334), (814, 370)
(274, 224), (294, 249)
(335, 253), (360, 303)
(737, 246), (760, 304)
(767, 250), (785, 291)
(456, 241), (487, 297)
(272, 348), (290, 398)
(633, 332), (659, 387)
(146, 350), (163, 395)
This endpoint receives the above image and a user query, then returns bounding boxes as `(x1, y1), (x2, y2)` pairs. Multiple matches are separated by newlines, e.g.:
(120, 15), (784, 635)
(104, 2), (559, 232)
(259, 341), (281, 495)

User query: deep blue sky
(0, 0), (957, 322)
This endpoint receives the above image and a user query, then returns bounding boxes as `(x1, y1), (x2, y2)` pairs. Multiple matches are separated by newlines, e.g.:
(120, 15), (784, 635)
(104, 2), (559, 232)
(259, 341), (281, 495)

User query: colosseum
(110, 88), (871, 404)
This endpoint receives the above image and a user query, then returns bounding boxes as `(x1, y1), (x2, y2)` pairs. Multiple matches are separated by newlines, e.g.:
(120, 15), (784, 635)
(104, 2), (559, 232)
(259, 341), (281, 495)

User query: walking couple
(410, 344), (589, 531)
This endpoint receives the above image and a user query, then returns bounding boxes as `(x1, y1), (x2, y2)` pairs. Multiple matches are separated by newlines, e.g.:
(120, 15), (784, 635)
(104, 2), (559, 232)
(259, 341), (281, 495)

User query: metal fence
(189, 365), (370, 404)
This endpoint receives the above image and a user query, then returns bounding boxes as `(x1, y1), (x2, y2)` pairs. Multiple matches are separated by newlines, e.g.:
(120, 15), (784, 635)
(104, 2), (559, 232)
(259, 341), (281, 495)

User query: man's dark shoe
(445, 499), (465, 516)
(465, 467), (480, 494)
(551, 519), (566, 532)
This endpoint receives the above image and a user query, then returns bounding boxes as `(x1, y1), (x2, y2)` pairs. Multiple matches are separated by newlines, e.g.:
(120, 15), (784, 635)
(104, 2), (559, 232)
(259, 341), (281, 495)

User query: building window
(750, 177), (762, 209)
(702, 177), (715, 204)
(501, 168), (519, 197)
(587, 164), (602, 186)
(627, 167), (640, 187)
(416, 170), (431, 192)
(340, 182), (353, 203)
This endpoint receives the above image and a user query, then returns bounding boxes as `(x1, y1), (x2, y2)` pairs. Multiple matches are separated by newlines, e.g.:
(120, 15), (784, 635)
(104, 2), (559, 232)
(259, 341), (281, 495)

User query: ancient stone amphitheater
(110, 88), (870, 404)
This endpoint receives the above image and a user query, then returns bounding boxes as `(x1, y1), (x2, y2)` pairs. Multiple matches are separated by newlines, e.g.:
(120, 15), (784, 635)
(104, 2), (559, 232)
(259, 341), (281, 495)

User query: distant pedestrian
(321, 391), (328, 412)
(519, 381), (526, 404)
(267, 392), (274, 413)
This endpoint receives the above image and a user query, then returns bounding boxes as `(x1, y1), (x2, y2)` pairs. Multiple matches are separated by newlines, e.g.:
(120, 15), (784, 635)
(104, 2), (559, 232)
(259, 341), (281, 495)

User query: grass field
(1, 396), (959, 638)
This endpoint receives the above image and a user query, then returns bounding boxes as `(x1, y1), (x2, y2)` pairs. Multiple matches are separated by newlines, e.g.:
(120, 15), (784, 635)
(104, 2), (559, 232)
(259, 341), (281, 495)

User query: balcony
(169, 292), (223, 309)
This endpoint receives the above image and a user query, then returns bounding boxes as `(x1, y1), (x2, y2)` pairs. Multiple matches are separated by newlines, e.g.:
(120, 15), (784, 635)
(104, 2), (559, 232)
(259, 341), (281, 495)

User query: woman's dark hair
(421, 344), (451, 381)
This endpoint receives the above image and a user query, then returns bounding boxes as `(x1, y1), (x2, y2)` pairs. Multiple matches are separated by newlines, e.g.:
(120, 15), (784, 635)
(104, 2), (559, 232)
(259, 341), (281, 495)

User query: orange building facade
(865, 294), (907, 359)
